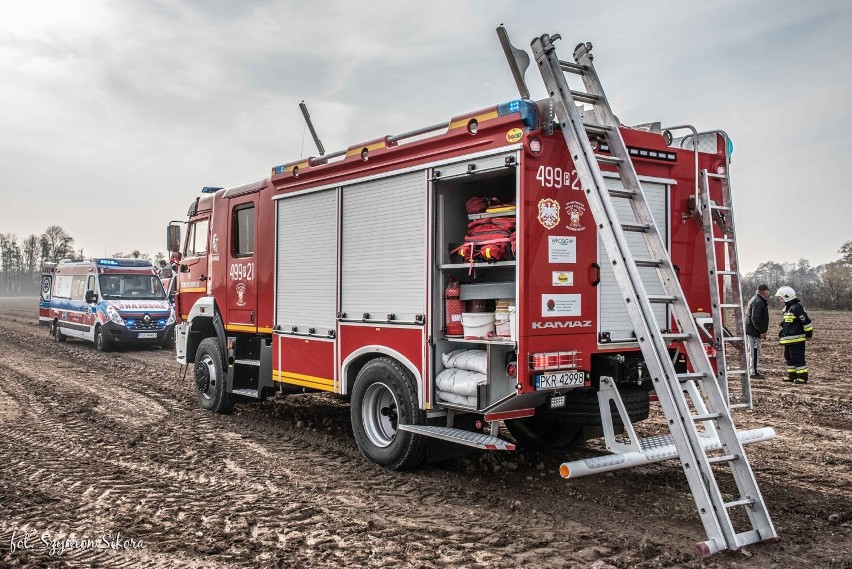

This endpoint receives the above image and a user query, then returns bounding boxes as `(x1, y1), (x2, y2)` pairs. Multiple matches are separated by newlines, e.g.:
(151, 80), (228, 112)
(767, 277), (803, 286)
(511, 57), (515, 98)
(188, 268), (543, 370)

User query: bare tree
(41, 225), (75, 263)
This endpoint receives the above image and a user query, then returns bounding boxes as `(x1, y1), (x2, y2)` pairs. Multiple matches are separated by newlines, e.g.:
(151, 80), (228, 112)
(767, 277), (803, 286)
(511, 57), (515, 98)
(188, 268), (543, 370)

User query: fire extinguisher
(445, 278), (464, 337)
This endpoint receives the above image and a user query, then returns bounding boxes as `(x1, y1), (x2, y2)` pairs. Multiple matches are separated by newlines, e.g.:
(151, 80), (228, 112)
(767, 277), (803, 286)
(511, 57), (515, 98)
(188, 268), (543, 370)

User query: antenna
(299, 101), (326, 156)
(496, 25), (531, 99)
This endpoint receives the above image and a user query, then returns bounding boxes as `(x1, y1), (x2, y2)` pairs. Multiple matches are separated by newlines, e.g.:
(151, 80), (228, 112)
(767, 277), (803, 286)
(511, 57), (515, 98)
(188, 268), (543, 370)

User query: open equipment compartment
(430, 159), (519, 411)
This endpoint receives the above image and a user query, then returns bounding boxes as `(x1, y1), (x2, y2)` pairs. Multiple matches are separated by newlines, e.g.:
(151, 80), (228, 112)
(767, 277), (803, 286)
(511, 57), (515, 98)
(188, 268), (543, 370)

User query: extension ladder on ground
(528, 32), (777, 554)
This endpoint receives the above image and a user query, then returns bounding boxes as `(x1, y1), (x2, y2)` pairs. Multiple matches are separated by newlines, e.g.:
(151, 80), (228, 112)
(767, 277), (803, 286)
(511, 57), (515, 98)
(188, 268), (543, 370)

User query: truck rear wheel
(194, 338), (233, 414)
(351, 357), (426, 470)
(52, 321), (66, 343)
(505, 416), (583, 453)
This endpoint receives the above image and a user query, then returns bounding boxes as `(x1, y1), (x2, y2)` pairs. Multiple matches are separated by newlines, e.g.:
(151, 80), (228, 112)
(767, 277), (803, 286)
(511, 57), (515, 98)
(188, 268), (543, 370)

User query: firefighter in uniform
(775, 286), (814, 384)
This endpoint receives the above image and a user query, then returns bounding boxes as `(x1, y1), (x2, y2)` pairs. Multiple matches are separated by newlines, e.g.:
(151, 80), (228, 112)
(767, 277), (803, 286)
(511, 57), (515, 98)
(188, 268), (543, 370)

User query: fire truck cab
(49, 258), (176, 351)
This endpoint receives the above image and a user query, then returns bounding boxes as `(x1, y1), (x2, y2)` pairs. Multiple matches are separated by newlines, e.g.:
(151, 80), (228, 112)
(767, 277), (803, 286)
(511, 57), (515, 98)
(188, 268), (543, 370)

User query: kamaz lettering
(532, 320), (593, 329)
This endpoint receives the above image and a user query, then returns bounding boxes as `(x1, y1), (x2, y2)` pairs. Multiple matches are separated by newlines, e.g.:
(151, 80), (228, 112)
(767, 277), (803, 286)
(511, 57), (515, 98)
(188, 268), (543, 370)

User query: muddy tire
(52, 321), (66, 343)
(351, 357), (426, 470)
(505, 416), (583, 453)
(194, 337), (233, 414)
(94, 326), (111, 352)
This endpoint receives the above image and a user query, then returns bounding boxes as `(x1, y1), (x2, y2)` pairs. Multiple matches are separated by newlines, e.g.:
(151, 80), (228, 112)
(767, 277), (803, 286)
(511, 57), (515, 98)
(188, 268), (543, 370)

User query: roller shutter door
(341, 171), (426, 322)
(276, 189), (337, 334)
(598, 179), (669, 342)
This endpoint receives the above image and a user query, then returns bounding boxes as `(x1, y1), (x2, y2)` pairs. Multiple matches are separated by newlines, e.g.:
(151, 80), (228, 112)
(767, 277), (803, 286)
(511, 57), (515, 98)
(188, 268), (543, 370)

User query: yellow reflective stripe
(779, 337), (806, 344)
(345, 141), (387, 157)
(258, 326), (273, 334)
(273, 370), (334, 391)
(796, 368), (808, 373)
(449, 110), (499, 130)
(180, 287), (207, 293)
(225, 324), (256, 332)
(803, 325), (814, 331)
(783, 315), (795, 322)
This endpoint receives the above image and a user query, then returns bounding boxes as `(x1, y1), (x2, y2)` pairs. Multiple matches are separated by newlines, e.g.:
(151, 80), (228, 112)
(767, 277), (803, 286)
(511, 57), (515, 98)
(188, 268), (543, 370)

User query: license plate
(137, 332), (157, 339)
(535, 371), (585, 390)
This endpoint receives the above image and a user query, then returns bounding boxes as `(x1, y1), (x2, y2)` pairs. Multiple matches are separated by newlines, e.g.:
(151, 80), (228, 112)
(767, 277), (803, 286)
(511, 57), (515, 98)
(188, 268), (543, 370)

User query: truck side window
(233, 205), (255, 257)
(188, 219), (209, 256)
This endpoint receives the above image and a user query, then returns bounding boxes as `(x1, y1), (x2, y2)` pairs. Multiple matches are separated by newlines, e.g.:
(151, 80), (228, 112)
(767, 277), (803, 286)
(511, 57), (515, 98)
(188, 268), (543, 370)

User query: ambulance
(48, 258), (176, 351)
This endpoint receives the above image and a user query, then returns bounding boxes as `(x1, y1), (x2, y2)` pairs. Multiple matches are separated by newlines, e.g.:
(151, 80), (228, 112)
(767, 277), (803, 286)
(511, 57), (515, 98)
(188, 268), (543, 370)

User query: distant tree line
(0, 226), (84, 295)
(2, 225), (850, 309)
(0, 225), (164, 296)
(741, 241), (852, 310)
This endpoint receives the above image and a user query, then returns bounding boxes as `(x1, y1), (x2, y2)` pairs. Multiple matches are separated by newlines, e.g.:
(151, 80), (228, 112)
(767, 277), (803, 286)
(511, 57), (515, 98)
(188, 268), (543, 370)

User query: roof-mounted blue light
(201, 186), (223, 194)
(94, 258), (155, 268)
(497, 99), (539, 130)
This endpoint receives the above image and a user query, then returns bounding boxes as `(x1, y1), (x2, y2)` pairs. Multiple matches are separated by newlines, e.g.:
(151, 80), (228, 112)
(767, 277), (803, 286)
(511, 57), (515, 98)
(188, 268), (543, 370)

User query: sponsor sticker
(548, 236), (576, 263)
(506, 128), (523, 143)
(552, 271), (574, 286)
(542, 294), (581, 317)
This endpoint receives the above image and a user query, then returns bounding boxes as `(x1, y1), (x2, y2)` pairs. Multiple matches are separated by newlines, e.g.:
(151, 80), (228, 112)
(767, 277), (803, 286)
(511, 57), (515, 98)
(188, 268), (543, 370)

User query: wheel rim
(195, 354), (217, 401)
(361, 383), (400, 448)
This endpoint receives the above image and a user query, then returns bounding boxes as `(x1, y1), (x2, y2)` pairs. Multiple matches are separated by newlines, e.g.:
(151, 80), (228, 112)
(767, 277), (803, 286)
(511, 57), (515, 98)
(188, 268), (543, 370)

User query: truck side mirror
(166, 225), (181, 254)
(85, 290), (98, 304)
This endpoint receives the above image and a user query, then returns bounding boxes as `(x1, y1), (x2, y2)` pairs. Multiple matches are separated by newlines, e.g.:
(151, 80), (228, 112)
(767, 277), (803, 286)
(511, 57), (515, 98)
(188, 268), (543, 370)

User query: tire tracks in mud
(0, 317), (604, 568)
(1, 298), (850, 568)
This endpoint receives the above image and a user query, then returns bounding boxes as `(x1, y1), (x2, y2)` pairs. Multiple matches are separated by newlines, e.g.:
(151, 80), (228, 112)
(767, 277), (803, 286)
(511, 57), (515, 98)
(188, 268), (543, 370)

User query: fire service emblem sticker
(235, 283), (247, 307)
(537, 198), (560, 230)
(565, 201), (586, 231)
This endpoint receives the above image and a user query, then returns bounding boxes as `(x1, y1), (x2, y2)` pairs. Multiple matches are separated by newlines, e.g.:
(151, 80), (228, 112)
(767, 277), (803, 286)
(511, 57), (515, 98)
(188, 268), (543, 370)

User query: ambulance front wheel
(351, 357), (426, 470)
(194, 337), (234, 414)
(94, 325), (111, 352)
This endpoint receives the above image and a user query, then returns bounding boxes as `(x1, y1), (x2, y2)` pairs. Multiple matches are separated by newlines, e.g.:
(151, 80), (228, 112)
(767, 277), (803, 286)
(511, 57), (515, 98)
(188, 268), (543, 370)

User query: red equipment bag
(465, 196), (497, 214)
(451, 217), (517, 267)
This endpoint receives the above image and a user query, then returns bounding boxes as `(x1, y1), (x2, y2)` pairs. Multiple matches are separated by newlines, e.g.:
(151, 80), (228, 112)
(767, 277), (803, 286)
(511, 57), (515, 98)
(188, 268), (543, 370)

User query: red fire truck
(169, 92), (735, 465)
(168, 28), (781, 554)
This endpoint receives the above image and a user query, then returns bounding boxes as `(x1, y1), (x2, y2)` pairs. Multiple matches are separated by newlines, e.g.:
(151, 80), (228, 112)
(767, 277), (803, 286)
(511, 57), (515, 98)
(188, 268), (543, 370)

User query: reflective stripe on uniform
(779, 335), (806, 344)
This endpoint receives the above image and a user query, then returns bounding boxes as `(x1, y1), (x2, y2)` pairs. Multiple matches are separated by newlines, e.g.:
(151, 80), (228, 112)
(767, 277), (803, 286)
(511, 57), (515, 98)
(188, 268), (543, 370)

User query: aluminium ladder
(697, 160), (752, 409)
(529, 33), (776, 554)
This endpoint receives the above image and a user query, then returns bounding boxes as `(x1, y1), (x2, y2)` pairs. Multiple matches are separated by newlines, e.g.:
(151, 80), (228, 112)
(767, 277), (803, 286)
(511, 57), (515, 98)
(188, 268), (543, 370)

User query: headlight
(166, 309), (176, 325)
(106, 305), (124, 326)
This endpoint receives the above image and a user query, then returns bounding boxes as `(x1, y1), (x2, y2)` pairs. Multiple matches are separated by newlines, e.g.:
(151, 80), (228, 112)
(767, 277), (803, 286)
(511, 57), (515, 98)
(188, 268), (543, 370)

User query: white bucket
(462, 312), (495, 339)
(508, 306), (517, 341)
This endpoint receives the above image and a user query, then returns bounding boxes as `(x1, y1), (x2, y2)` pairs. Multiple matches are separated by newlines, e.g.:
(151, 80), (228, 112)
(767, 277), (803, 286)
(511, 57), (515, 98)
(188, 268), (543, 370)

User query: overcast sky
(1, 1), (850, 272)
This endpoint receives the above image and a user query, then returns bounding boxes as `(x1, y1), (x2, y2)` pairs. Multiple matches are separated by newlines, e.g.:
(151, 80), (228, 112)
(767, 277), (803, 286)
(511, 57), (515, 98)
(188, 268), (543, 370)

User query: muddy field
(0, 297), (848, 568)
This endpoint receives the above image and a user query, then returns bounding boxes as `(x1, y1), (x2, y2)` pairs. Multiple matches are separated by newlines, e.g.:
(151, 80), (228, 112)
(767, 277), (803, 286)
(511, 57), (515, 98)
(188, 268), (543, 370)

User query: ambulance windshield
(99, 274), (166, 301)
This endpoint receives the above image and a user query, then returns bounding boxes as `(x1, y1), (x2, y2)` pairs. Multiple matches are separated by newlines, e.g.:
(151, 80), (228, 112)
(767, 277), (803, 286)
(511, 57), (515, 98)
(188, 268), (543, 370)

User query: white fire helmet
(775, 286), (796, 301)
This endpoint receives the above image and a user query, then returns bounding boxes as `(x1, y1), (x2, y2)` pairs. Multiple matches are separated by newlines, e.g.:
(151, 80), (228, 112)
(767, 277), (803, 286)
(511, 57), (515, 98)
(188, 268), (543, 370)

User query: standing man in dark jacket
(745, 284), (770, 378)
(776, 286), (814, 384)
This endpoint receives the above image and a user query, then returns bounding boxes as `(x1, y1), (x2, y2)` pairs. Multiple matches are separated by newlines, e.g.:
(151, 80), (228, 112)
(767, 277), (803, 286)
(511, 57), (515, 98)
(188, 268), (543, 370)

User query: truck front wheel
(351, 357), (426, 470)
(194, 338), (233, 414)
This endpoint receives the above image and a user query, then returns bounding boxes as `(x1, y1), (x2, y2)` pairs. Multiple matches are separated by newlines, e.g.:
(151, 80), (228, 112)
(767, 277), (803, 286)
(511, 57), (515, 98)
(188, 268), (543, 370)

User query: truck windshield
(99, 274), (166, 300)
